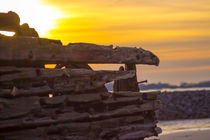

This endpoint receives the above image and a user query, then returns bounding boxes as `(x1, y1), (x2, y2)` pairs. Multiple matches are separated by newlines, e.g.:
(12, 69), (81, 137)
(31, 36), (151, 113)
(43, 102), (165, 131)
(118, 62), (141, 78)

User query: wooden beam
(0, 67), (135, 82)
(112, 91), (161, 100)
(0, 36), (159, 66)
(0, 67), (135, 97)
(100, 123), (155, 138)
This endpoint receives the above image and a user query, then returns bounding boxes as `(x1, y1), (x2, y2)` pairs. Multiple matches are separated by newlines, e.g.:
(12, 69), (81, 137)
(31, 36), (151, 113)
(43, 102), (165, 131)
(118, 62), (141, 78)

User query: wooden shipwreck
(0, 11), (161, 140)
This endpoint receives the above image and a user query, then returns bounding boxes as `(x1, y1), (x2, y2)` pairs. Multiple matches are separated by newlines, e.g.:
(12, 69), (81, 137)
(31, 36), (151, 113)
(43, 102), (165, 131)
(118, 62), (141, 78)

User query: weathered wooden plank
(40, 93), (141, 113)
(66, 94), (101, 104)
(0, 122), (160, 140)
(0, 86), (52, 98)
(90, 101), (160, 120)
(0, 68), (135, 96)
(0, 36), (159, 66)
(142, 91), (161, 100)
(90, 105), (140, 120)
(140, 100), (161, 111)
(63, 136), (89, 140)
(100, 123), (155, 138)
(0, 112), (90, 131)
(0, 66), (22, 74)
(0, 114), (145, 138)
(113, 91), (142, 97)
(0, 99), (160, 128)
(40, 95), (66, 107)
(46, 116), (144, 137)
(90, 115), (144, 130)
(103, 96), (142, 110)
(117, 130), (154, 140)
(0, 127), (45, 140)
(46, 122), (91, 136)
(0, 68), (37, 82)
(113, 91), (161, 100)
(0, 67), (135, 82)
(39, 93), (102, 108)
(0, 108), (149, 132)
(0, 96), (40, 120)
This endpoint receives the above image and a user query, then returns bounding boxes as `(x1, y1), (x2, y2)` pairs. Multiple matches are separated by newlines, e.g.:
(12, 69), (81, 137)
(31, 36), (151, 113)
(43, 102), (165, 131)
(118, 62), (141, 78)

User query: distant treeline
(105, 81), (210, 91)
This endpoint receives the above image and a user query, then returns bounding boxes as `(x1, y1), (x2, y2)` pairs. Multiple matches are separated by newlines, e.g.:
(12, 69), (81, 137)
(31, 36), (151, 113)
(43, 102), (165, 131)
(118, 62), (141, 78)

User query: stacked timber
(0, 11), (161, 140)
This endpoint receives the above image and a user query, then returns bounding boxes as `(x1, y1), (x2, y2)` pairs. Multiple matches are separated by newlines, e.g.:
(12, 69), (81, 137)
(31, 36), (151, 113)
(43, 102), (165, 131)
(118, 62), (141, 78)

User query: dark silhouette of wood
(0, 11), (161, 140)
(0, 11), (38, 37)
(0, 11), (20, 31)
(113, 64), (139, 92)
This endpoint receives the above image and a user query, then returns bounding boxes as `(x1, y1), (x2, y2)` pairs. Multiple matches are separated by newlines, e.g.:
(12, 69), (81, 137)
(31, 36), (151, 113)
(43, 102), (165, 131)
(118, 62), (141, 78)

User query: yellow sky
(43, 0), (210, 61)
(1, 0), (210, 84)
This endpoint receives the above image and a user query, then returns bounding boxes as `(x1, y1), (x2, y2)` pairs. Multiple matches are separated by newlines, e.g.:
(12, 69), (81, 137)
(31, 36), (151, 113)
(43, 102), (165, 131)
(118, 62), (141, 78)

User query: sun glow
(0, 31), (15, 36)
(1, 0), (66, 37)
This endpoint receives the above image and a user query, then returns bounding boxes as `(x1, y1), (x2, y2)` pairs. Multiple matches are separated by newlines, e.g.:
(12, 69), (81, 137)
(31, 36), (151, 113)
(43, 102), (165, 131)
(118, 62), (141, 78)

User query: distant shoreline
(105, 81), (210, 92)
(139, 81), (210, 91)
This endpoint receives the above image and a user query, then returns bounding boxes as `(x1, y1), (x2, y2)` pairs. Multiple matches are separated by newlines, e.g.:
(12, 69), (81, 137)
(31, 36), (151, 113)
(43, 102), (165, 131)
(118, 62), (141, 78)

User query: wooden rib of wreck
(0, 36), (159, 66)
(0, 11), (161, 140)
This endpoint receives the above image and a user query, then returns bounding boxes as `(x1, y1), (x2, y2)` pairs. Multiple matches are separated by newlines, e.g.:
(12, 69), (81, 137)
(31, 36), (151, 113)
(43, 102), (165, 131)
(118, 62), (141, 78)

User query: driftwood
(0, 102), (158, 131)
(0, 68), (135, 97)
(100, 123), (155, 138)
(0, 86), (52, 98)
(113, 91), (161, 100)
(0, 67), (135, 82)
(0, 11), (161, 140)
(0, 90), (161, 139)
(0, 51), (161, 140)
(0, 68), (161, 139)
(0, 36), (159, 66)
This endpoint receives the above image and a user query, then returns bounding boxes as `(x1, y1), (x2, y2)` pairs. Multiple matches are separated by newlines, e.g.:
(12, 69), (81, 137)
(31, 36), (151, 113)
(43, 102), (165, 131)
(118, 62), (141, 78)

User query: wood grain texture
(0, 36), (159, 66)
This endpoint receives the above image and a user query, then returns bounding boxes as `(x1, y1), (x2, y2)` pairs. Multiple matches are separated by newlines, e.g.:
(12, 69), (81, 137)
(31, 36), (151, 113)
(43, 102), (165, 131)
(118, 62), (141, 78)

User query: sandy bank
(146, 128), (210, 140)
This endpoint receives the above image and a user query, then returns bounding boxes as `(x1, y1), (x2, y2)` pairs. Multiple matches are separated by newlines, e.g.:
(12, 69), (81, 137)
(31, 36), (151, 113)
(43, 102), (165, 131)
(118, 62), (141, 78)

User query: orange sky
(1, 0), (210, 84)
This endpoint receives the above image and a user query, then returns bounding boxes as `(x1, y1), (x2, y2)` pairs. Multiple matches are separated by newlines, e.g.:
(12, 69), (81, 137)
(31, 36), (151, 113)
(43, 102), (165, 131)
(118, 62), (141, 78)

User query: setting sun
(1, 0), (66, 36)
